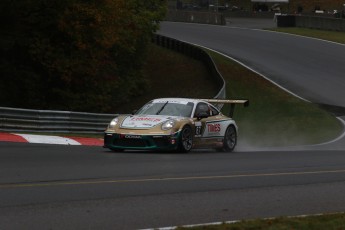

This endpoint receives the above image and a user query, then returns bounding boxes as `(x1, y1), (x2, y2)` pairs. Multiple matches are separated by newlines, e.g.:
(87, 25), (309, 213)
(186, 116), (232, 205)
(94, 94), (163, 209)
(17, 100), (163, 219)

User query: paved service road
(158, 22), (345, 109)
(1, 143), (345, 230)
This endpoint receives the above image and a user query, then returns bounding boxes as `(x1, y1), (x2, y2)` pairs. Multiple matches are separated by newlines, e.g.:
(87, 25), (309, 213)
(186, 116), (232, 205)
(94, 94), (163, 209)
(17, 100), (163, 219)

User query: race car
(104, 98), (248, 153)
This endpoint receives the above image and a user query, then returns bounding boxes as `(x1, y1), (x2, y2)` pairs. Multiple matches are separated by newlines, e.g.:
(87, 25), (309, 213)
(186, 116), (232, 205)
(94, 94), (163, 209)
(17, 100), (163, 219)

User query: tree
(0, 0), (167, 112)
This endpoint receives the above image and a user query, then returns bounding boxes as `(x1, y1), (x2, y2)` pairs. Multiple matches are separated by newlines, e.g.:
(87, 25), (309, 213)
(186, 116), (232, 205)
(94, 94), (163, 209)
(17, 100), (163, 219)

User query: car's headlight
(162, 120), (175, 130)
(108, 118), (119, 129)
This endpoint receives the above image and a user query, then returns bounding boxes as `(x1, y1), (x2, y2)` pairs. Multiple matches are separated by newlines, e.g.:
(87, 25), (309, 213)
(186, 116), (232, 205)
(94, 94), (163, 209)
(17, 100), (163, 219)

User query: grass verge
(209, 50), (343, 147)
(176, 212), (345, 230)
(116, 43), (219, 113)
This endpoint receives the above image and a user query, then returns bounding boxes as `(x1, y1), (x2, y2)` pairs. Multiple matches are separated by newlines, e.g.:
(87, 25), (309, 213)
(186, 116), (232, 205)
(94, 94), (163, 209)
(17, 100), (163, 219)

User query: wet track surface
(1, 143), (345, 229)
(159, 21), (345, 110)
(1, 19), (345, 229)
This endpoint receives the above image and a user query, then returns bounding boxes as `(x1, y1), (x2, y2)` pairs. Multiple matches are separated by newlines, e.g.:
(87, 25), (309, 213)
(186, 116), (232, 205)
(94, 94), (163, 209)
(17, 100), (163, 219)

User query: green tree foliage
(0, 0), (167, 112)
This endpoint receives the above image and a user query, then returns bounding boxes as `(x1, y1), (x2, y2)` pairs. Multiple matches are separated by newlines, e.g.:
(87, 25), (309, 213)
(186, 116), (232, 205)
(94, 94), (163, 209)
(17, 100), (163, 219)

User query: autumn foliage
(0, 0), (167, 112)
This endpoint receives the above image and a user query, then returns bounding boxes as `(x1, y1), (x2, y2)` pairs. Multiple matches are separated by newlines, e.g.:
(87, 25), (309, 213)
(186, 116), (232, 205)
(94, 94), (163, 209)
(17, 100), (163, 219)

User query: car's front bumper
(103, 132), (181, 151)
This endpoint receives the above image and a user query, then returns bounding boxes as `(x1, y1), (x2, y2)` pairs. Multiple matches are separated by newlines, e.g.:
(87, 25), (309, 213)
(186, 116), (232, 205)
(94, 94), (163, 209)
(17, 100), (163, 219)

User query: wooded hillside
(0, 0), (167, 113)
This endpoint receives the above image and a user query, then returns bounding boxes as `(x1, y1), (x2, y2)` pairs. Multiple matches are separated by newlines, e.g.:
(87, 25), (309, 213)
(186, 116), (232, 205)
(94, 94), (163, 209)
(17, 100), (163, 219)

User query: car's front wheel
(178, 126), (193, 153)
(220, 125), (237, 152)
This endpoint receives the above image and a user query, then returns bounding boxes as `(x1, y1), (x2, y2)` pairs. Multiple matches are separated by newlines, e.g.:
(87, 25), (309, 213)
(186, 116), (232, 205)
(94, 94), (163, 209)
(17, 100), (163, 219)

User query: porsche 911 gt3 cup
(104, 98), (248, 152)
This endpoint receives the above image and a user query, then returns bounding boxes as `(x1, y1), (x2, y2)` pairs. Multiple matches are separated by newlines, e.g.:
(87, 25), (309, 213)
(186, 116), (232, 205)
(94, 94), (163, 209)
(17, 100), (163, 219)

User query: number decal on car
(195, 122), (202, 137)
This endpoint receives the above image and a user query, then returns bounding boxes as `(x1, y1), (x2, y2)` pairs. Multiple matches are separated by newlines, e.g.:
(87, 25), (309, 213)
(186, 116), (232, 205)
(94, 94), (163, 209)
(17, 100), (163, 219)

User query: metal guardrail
(0, 35), (226, 133)
(0, 107), (116, 133)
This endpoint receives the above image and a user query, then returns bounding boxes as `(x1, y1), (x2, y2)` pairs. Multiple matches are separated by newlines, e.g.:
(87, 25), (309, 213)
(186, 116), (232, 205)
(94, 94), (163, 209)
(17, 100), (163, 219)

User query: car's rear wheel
(220, 125), (237, 152)
(178, 126), (193, 153)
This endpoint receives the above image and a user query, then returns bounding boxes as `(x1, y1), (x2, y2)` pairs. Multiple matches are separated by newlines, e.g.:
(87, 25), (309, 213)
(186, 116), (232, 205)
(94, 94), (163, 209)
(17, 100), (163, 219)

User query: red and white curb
(0, 133), (103, 146)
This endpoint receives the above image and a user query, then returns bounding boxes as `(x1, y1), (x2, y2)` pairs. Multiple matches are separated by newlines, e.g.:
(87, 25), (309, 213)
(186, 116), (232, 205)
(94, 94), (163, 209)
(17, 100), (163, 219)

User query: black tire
(221, 125), (237, 152)
(178, 126), (193, 153)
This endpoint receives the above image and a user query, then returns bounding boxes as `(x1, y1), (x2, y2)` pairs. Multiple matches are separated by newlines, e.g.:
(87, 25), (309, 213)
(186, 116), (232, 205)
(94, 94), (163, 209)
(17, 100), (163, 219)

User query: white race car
(104, 98), (248, 152)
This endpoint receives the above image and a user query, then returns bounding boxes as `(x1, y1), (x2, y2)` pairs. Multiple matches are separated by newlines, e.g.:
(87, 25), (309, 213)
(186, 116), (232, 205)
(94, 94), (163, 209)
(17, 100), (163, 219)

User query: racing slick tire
(220, 125), (237, 152)
(178, 125), (193, 153)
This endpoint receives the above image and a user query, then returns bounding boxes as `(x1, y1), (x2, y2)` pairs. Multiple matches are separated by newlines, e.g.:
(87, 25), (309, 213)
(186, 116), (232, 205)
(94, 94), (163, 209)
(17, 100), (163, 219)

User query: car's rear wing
(202, 99), (249, 118)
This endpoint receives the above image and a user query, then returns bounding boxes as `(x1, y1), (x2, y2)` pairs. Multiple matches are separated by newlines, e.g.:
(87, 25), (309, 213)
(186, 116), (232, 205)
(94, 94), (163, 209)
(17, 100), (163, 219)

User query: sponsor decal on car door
(204, 121), (222, 138)
(193, 117), (231, 138)
(202, 120), (229, 138)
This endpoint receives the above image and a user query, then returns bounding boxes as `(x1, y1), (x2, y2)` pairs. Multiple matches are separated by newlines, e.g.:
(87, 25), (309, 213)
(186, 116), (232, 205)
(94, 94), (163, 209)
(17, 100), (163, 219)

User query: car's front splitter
(103, 131), (182, 151)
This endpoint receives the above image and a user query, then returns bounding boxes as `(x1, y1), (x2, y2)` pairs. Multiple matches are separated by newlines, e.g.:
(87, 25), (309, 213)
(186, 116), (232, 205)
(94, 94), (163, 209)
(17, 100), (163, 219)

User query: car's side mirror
(197, 111), (209, 120)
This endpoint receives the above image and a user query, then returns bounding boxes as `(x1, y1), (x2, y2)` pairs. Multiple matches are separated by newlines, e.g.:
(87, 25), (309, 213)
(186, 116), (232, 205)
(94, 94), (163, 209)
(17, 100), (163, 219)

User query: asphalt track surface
(1, 19), (345, 229)
(158, 21), (345, 109)
(1, 143), (345, 230)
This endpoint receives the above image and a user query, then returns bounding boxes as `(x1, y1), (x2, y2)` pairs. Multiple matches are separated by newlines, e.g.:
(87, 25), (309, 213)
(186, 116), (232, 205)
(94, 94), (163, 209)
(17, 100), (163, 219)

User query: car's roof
(151, 98), (206, 104)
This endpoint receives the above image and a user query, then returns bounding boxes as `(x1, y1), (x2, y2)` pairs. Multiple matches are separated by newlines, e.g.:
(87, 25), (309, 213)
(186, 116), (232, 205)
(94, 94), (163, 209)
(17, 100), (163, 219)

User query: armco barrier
(0, 35), (226, 133)
(0, 107), (116, 133)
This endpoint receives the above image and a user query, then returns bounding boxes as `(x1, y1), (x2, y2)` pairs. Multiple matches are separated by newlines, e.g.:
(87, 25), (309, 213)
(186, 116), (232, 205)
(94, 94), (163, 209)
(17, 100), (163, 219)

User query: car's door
(193, 102), (224, 139)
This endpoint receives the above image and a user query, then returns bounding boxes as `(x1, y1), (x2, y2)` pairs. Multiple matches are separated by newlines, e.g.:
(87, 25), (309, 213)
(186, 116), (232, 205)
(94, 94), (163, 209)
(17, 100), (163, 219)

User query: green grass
(176, 213), (345, 230)
(115, 43), (219, 113)
(268, 27), (345, 44)
(209, 51), (342, 147)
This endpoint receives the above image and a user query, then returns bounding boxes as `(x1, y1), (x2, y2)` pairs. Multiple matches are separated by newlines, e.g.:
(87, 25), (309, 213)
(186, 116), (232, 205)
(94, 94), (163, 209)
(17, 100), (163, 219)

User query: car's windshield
(136, 101), (194, 117)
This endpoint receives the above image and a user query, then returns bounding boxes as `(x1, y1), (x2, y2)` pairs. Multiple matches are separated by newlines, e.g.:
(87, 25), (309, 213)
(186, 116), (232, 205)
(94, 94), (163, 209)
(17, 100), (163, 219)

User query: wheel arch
(221, 123), (238, 152)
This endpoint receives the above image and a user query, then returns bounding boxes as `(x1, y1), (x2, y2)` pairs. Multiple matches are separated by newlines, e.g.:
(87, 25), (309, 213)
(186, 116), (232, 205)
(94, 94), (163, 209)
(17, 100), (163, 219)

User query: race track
(1, 143), (345, 230)
(1, 20), (345, 229)
(159, 21), (345, 108)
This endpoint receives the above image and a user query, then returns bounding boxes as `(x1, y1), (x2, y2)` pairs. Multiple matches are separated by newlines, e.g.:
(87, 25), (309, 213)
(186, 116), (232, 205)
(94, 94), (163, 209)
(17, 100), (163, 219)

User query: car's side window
(194, 102), (209, 117)
(194, 102), (221, 118)
(209, 105), (219, 116)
